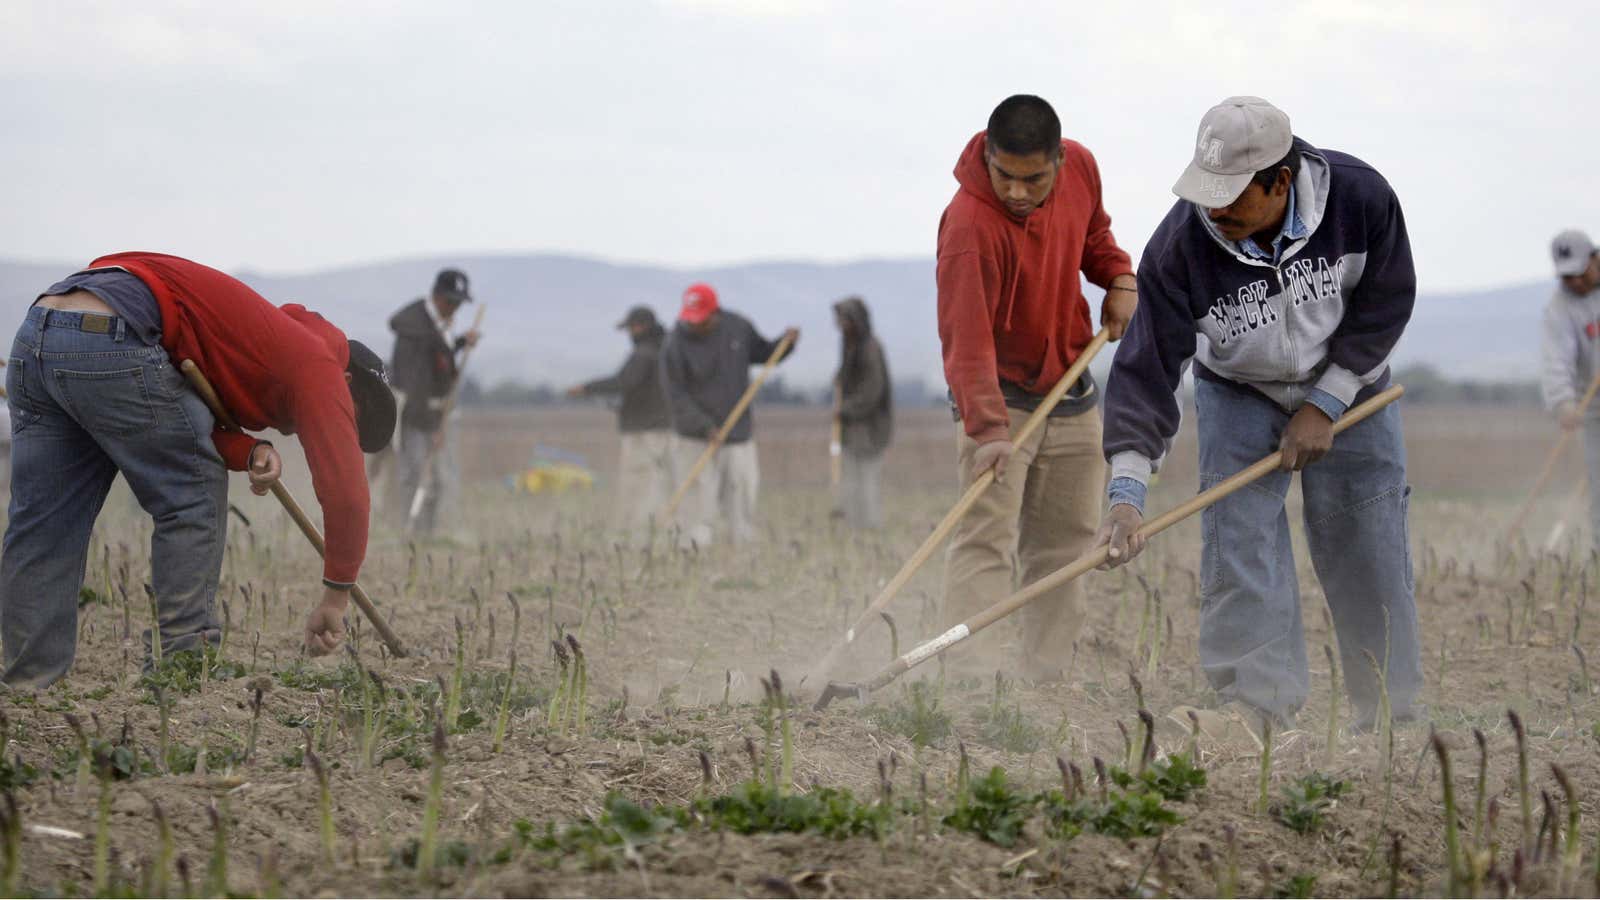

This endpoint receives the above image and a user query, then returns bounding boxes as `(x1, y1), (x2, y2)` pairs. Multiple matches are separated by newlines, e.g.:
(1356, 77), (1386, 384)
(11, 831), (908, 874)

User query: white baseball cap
(1173, 96), (1293, 209)
(1552, 229), (1596, 277)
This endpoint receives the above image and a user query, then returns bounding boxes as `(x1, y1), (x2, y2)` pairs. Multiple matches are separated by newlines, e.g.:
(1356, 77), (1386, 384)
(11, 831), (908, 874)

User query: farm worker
(387, 268), (481, 535)
(658, 283), (798, 546)
(1541, 229), (1600, 546)
(1098, 97), (1424, 743)
(567, 305), (675, 531)
(0, 252), (397, 688)
(830, 296), (893, 529)
(936, 94), (1138, 680)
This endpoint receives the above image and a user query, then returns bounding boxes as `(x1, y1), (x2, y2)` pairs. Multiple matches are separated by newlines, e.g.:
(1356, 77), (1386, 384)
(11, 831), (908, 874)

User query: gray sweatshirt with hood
(1540, 284), (1600, 417)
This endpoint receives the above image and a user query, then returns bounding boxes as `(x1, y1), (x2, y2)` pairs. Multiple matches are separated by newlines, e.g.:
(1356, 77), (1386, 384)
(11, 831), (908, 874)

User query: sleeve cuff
(971, 423), (1012, 445)
(1312, 364), (1364, 407)
(322, 578), (354, 591)
(1304, 388), (1348, 422)
(1108, 450), (1153, 486)
(1107, 476), (1147, 515)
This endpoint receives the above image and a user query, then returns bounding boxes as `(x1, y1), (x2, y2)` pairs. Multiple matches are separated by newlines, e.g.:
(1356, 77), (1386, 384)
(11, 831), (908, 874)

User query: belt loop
(114, 316), (127, 342)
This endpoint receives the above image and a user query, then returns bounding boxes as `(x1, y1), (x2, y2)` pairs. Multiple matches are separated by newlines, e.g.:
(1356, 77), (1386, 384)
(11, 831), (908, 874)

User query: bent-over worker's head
(1174, 96), (1298, 243)
(984, 94), (1062, 219)
(678, 283), (721, 335)
(430, 268), (473, 317)
(1552, 230), (1600, 296)
(345, 340), (398, 452)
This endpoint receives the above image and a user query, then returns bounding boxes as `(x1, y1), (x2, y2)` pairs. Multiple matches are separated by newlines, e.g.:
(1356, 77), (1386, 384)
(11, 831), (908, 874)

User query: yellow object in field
(511, 463), (595, 495)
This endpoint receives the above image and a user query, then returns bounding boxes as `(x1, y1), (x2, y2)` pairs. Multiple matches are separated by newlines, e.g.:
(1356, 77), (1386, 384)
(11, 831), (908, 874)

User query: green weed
(866, 680), (952, 747)
(695, 779), (890, 839)
(139, 646), (246, 698)
(1272, 772), (1349, 834)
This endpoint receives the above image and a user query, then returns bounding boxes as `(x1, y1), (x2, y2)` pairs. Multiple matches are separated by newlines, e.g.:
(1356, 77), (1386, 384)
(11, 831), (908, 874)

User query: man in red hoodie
(937, 95), (1138, 679)
(1, 253), (396, 688)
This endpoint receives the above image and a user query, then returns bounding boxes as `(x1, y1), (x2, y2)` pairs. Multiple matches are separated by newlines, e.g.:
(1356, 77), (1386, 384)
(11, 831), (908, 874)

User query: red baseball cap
(679, 282), (719, 324)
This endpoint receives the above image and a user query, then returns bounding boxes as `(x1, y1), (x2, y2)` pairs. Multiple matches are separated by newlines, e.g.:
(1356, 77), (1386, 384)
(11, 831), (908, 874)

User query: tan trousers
(670, 437), (760, 547)
(616, 430), (675, 532)
(941, 405), (1106, 678)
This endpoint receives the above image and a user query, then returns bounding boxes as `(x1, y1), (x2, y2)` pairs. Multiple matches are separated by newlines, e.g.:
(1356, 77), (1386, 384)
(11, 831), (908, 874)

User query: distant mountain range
(0, 253), (1552, 390)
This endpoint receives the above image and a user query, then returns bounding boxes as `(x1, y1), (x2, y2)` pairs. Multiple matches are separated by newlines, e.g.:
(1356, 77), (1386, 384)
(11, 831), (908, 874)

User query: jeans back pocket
(54, 366), (157, 436)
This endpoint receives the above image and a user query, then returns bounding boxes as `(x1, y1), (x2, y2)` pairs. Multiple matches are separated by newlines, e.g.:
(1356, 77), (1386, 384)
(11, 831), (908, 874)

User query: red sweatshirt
(936, 132), (1135, 444)
(89, 252), (369, 586)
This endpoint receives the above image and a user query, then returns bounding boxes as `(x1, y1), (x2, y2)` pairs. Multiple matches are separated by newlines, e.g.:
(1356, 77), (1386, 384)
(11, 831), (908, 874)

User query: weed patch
(866, 680), (952, 747)
(1272, 772), (1349, 834)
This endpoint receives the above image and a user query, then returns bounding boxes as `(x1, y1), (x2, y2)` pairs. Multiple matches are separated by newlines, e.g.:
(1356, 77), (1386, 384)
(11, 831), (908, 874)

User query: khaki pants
(397, 421), (459, 535)
(616, 430), (675, 532)
(835, 450), (884, 529)
(941, 405), (1106, 678)
(671, 437), (760, 547)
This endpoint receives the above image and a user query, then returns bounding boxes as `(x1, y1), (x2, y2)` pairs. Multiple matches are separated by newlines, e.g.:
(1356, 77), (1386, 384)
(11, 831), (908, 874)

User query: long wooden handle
(851, 383), (1406, 696)
(179, 360), (408, 658)
(661, 330), (796, 520)
(1506, 369), (1600, 536)
(836, 327), (1110, 647)
(829, 385), (843, 489)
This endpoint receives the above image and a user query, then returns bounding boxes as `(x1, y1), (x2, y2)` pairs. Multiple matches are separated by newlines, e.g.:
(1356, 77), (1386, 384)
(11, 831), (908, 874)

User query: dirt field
(2, 401), (1597, 898)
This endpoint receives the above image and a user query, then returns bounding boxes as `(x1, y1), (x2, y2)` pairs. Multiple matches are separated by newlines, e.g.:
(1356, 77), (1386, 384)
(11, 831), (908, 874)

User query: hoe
(808, 327), (1111, 683)
(181, 360), (407, 658)
(815, 383), (1406, 709)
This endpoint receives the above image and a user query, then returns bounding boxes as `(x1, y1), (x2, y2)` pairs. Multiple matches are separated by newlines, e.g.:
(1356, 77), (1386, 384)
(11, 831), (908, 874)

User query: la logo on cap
(1197, 125), (1224, 167)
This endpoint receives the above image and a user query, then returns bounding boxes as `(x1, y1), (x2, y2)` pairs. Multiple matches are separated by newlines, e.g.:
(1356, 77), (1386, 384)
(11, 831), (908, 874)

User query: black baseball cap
(432, 268), (472, 304)
(616, 305), (659, 330)
(346, 340), (397, 453)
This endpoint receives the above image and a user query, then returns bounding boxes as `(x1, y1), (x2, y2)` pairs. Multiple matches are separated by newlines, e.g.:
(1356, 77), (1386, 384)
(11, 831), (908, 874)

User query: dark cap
(616, 305), (659, 330)
(346, 340), (398, 453)
(432, 268), (472, 305)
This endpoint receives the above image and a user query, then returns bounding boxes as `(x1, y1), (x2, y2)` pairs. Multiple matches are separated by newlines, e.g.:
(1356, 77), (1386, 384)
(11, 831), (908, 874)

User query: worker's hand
(565, 384), (586, 399)
(971, 439), (1015, 484)
(1094, 503), (1147, 569)
(248, 444), (282, 496)
(462, 329), (481, 348)
(1278, 403), (1334, 472)
(1559, 403), (1582, 431)
(303, 588), (349, 657)
(1102, 282), (1138, 341)
(431, 429), (446, 452)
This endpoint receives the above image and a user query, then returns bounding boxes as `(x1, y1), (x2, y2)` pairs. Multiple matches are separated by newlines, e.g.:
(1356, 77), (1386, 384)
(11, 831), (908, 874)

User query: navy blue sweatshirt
(1103, 139), (1415, 492)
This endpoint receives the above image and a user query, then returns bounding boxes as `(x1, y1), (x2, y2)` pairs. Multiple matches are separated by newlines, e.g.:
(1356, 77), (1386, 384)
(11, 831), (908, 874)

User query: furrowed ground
(1, 403), (1597, 898)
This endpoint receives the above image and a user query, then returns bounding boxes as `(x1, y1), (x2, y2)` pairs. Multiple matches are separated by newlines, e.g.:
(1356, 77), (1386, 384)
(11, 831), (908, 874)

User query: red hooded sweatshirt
(936, 132), (1135, 444)
(88, 252), (369, 587)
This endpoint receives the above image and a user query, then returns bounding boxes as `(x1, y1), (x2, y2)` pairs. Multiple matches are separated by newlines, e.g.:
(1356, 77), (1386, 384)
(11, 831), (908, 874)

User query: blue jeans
(1, 307), (227, 688)
(1195, 377), (1423, 724)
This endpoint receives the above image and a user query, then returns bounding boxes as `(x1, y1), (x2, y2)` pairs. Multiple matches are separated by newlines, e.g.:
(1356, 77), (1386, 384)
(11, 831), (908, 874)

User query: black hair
(1251, 147), (1301, 190)
(986, 95), (1061, 159)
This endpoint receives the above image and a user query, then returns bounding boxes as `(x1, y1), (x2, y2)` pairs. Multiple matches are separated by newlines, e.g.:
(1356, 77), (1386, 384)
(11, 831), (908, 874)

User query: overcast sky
(2, 0), (1593, 291)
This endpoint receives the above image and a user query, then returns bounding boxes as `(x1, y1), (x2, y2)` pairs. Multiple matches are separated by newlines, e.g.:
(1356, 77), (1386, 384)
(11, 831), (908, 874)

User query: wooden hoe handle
(829, 328), (1111, 651)
(179, 360), (408, 658)
(1506, 369), (1600, 537)
(661, 330), (797, 521)
(816, 383), (1406, 708)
